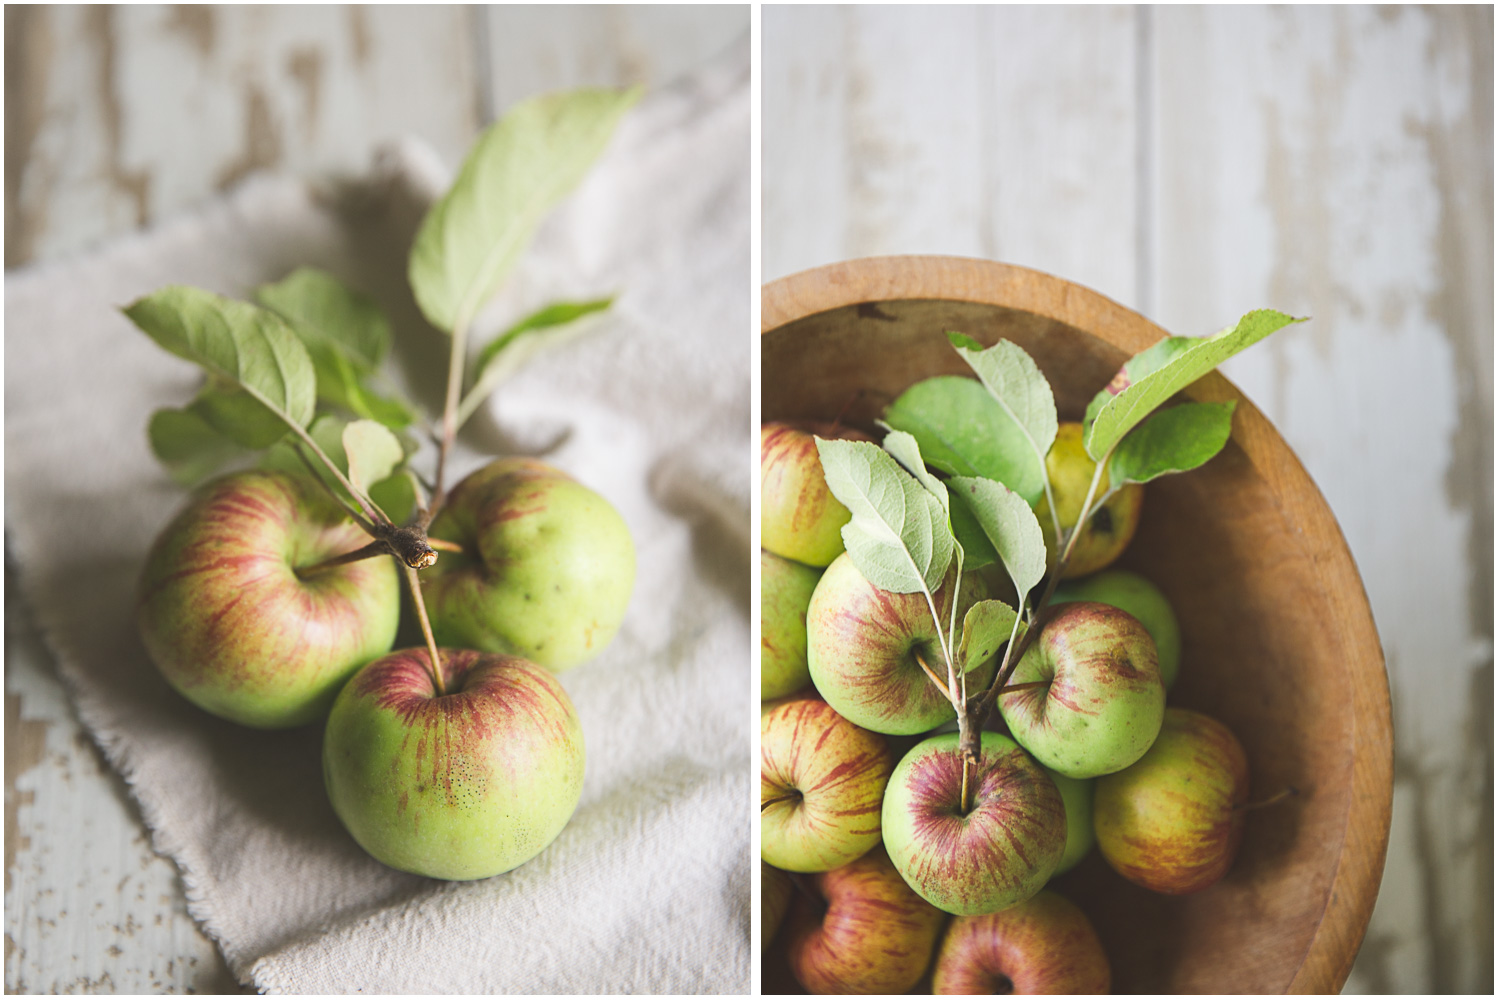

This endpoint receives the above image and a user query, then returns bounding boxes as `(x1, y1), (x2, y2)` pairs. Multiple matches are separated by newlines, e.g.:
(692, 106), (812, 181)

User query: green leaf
(1083, 310), (1305, 461)
(262, 413), (350, 480)
(370, 470), (418, 525)
(255, 268), (390, 370)
(1108, 401), (1238, 486)
(948, 500), (999, 570)
(458, 297), (614, 426)
(408, 87), (642, 334)
(815, 437), (954, 596)
(188, 379), (294, 449)
(343, 420), (405, 497)
(315, 346), (418, 429)
(956, 600), (1022, 675)
(949, 476), (1047, 600)
(880, 427), (952, 514)
(947, 334), (1057, 506)
(883, 376), (1046, 504)
(147, 407), (248, 485)
(123, 286), (317, 438)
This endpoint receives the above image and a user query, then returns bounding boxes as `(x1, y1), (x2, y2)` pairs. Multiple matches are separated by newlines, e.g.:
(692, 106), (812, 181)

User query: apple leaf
(949, 476), (1047, 600)
(457, 297), (615, 427)
(123, 286), (317, 440)
(815, 437), (954, 596)
(147, 406), (249, 485)
(1108, 401), (1238, 487)
(1082, 310), (1305, 461)
(408, 87), (641, 335)
(947, 500), (1000, 570)
(880, 427), (952, 514)
(882, 375), (1046, 504)
(343, 420), (406, 497)
(369, 470), (419, 525)
(948, 333), (1056, 506)
(957, 600), (1022, 676)
(188, 378), (297, 449)
(262, 414), (415, 523)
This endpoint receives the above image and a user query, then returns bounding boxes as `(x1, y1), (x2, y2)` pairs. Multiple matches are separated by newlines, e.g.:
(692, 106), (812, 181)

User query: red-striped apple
(931, 889), (1110, 994)
(761, 421), (869, 567)
(762, 548), (822, 700)
(1052, 568), (1182, 689)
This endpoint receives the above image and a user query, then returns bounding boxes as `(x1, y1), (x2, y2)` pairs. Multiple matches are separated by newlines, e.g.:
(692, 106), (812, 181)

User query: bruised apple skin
(1034, 422), (1143, 579)
(1094, 706), (1250, 895)
(761, 422), (871, 567)
(137, 469), (400, 728)
(422, 458), (635, 672)
(323, 647), (585, 880)
(807, 554), (994, 736)
(785, 844), (946, 994)
(931, 889), (1111, 994)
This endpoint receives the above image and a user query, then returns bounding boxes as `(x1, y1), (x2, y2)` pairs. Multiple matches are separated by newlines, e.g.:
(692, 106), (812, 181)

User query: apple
(1046, 767), (1096, 877)
(762, 548), (822, 700)
(763, 861), (795, 950)
(1034, 422), (1143, 579)
(807, 553), (994, 736)
(999, 601), (1164, 779)
(137, 469), (400, 728)
(930, 888), (1111, 994)
(1052, 568), (1182, 689)
(422, 457), (634, 672)
(882, 731), (1067, 916)
(761, 696), (894, 872)
(785, 844), (947, 994)
(761, 421), (870, 567)
(1094, 706), (1250, 894)
(322, 646), (585, 880)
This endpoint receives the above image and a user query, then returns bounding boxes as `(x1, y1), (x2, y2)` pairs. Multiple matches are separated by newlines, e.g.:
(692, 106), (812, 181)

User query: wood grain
(762, 256), (1393, 993)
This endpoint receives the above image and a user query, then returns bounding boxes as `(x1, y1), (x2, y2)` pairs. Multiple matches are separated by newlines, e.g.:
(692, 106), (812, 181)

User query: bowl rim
(761, 254), (1393, 993)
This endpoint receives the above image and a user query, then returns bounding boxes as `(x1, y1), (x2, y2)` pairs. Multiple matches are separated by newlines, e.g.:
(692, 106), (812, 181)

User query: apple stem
(402, 564), (446, 696)
(296, 539), (389, 578)
(959, 756), (973, 816)
(428, 537), (465, 555)
(761, 790), (802, 812)
(1235, 786), (1300, 811)
(912, 649), (953, 703)
(996, 679), (1051, 695)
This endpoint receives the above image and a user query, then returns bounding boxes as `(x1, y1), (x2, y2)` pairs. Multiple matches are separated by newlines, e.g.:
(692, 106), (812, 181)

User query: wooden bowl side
(761, 257), (1392, 993)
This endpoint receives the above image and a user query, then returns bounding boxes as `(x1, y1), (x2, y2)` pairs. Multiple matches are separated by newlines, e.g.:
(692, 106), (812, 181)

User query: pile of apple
(760, 334), (1271, 993)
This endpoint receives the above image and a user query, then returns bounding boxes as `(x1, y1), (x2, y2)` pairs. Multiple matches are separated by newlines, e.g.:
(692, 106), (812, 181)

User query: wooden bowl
(761, 256), (1392, 993)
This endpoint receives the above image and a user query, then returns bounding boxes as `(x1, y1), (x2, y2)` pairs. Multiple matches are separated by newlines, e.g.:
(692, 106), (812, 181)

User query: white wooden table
(765, 6), (1491, 994)
(3, 6), (748, 991)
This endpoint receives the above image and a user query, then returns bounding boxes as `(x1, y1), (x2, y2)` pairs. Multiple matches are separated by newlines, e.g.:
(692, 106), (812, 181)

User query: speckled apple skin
(1094, 707), (1250, 894)
(761, 696), (894, 873)
(1053, 568), (1183, 689)
(786, 845), (946, 995)
(931, 889), (1111, 994)
(761, 422), (869, 567)
(882, 732), (1066, 916)
(761, 549), (823, 700)
(1000, 601), (1164, 779)
(807, 554), (994, 735)
(137, 470), (400, 729)
(323, 647), (585, 881)
(423, 458), (634, 672)
(1034, 422), (1143, 579)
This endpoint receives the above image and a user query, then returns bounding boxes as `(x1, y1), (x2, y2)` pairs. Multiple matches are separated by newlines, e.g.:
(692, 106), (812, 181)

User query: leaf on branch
(458, 297), (614, 426)
(1082, 310), (1305, 461)
(408, 87), (642, 335)
(948, 500), (1000, 570)
(188, 379), (296, 449)
(883, 376), (1043, 502)
(370, 469), (419, 525)
(1108, 401), (1238, 486)
(343, 420), (406, 496)
(949, 475), (1047, 600)
(957, 600), (1022, 675)
(815, 437), (954, 596)
(147, 407), (249, 485)
(123, 286), (317, 440)
(946, 334), (1057, 506)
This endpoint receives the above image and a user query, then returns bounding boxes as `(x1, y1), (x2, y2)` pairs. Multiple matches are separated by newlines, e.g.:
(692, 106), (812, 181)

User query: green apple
(930, 889), (1111, 993)
(882, 731), (1066, 916)
(761, 549), (822, 700)
(1053, 569), (1182, 689)
(784, 844), (947, 994)
(1034, 422), (1143, 579)
(1046, 768), (1096, 877)
(1094, 706), (1250, 894)
(323, 647), (585, 880)
(761, 696), (894, 872)
(137, 469), (400, 728)
(807, 553), (993, 735)
(999, 601), (1164, 779)
(761, 421), (870, 567)
(422, 458), (634, 672)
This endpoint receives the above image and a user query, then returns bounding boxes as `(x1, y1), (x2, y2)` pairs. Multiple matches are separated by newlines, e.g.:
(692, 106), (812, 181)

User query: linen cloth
(4, 50), (751, 994)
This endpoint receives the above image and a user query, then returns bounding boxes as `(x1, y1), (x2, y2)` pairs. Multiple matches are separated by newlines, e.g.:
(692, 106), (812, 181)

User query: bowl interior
(762, 278), (1388, 993)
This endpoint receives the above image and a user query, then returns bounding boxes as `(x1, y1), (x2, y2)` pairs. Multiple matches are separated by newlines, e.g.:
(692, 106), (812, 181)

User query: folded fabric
(4, 48), (751, 995)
